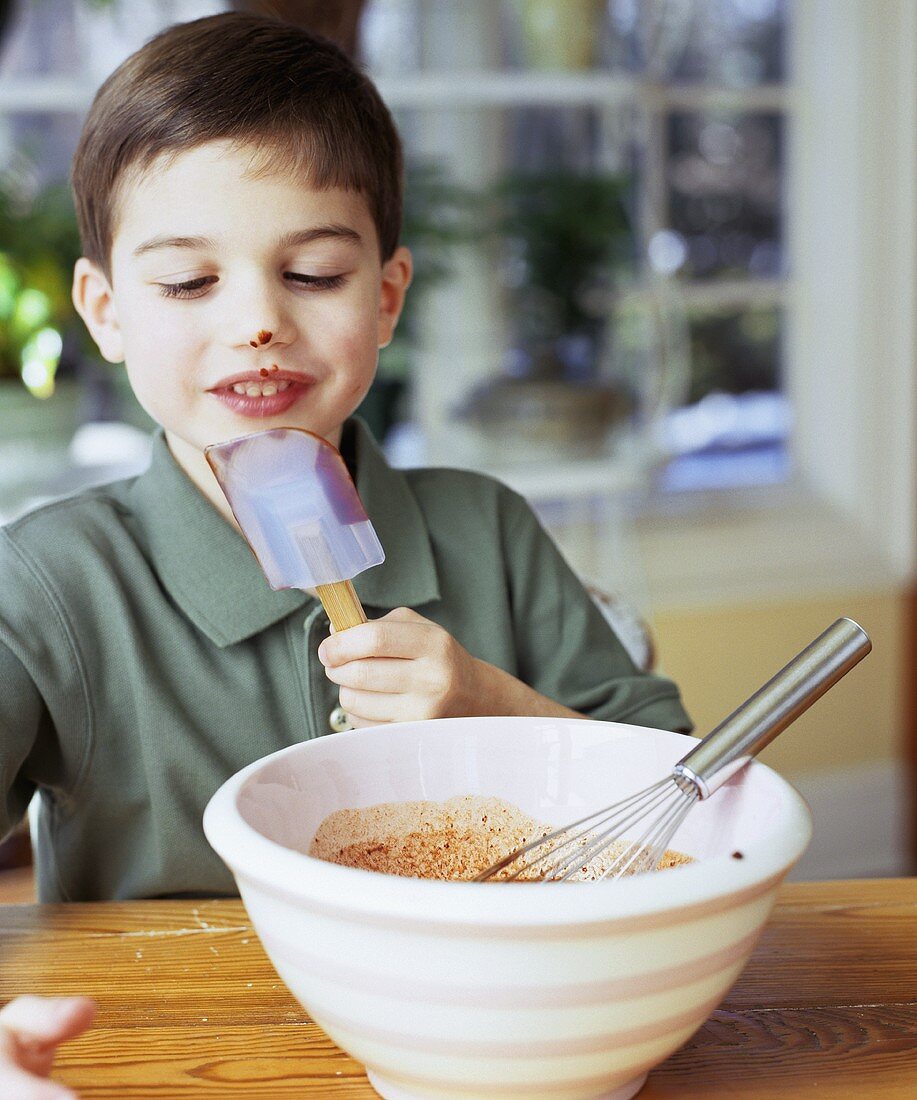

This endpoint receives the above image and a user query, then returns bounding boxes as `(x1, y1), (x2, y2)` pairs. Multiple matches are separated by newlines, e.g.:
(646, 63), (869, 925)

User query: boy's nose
(229, 317), (291, 352)
(222, 283), (296, 351)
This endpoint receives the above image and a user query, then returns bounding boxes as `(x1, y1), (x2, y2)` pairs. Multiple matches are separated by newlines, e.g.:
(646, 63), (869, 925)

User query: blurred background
(0, 0), (914, 880)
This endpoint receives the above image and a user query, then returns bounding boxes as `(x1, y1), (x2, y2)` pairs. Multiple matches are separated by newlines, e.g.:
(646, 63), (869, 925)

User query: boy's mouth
(208, 369), (315, 418)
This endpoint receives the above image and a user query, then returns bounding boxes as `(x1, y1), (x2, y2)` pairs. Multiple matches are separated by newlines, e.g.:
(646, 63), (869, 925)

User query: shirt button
(329, 705), (353, 733)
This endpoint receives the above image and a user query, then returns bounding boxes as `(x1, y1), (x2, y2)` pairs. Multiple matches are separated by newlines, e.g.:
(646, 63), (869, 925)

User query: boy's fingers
(378, 607), (428, 624)
(319, 619), (428, 666)
(0, 1062), (76, 1100)
(0, 996), (94, 1083)
(323, 657), (412, 693)
(0, 997), (97, 1047)
(337, 687), (416, 724)
(346, 714), (380, 729)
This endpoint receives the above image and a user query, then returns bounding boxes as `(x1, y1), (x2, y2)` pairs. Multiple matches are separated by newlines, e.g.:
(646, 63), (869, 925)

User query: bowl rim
(202, 716), (812, 928)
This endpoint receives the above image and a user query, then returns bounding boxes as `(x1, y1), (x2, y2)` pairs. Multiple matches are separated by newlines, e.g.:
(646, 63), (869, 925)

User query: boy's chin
(166, 421), (345, 456)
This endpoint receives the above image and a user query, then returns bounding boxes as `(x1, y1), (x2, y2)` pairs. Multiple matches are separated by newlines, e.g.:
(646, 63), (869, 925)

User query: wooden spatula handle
(315, 580), (367, 632)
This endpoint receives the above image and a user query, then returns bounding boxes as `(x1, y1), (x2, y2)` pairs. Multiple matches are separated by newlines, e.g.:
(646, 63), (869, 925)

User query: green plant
(0, 172), (93, 396)
(361, 161), (479, 440)
(490, 169), (634, 380)
(376, 161), (480, 380)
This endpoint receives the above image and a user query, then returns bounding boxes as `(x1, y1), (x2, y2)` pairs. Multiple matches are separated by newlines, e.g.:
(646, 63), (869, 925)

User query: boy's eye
(156, 273), (346, 299)
(157, 276), (216, 299)
(284, 273), (346, 291)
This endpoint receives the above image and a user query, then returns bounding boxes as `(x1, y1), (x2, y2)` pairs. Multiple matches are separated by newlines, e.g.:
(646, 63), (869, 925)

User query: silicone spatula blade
(205, 427), (384, 631)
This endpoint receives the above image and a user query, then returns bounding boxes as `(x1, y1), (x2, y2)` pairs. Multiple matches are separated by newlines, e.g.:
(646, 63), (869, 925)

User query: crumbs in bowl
(309, 795), (693, 881)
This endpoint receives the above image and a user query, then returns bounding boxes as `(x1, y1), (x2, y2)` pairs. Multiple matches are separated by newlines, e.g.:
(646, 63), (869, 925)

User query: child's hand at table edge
(318, 606), (585, 727)
(0, 995), (96, 1099)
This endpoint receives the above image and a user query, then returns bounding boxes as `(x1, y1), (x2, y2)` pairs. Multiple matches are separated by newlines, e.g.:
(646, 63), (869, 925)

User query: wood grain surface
(0, 879), (914, 1098)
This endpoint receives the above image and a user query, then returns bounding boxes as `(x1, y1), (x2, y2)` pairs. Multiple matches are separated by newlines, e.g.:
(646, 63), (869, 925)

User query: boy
(0, 12), (690, 1095)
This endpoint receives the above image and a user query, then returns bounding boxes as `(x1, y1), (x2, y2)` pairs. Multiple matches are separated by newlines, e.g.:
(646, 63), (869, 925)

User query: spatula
(205, 427), (384, 632)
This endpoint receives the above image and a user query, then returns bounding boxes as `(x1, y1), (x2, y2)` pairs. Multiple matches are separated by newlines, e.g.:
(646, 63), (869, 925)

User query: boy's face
(73, 141), (411, 512)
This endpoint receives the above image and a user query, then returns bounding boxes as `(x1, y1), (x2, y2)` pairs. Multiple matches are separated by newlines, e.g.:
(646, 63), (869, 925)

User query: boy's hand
(0, 995), (96, 1099)
(318, 607), (582, 726)
(318, 608), (484, 726)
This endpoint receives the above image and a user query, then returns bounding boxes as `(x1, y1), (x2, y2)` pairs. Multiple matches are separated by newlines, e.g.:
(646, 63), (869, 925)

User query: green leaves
(490, 169), (633, 341)
(0, 176), (85, 386)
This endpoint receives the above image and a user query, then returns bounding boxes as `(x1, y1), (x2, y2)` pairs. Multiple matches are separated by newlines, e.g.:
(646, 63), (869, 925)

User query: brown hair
(71, 11), (403, 277)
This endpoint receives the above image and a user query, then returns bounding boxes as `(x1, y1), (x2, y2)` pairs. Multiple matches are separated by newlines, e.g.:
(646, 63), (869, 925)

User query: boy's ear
(71, 257), (125, 364)
(378, 246), (413, 349)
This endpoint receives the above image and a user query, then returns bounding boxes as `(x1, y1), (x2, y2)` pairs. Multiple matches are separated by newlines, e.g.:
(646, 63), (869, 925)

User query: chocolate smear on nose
(257, 329), (272, 345)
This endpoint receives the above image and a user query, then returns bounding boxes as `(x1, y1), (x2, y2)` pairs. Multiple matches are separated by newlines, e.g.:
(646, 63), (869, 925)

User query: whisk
(476, 618), (871, 883)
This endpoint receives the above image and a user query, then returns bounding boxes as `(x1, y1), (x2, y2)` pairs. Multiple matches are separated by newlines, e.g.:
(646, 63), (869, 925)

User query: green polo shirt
(0, 419), (690, 901)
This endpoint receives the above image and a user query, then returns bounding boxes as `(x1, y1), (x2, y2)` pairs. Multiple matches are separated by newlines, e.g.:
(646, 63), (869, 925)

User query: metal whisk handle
(673, 617), (872, 799)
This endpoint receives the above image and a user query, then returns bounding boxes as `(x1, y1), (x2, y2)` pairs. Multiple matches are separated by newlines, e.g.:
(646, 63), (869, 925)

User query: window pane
(658, 304), (790, 490)
(506, 106), (615, 172)
(0, 113), (83, 189)
(365, 1), (645, 76)
(666, 111), (783, 279)
(79, 1), (229, 87)
(498, 106), (638, 372)
(498, 0), (643, 73)
(0, 0), (82, 79)
(359, 0), (423, 77)
(655, 0), (788, 86)
(687, 304), (781, 399)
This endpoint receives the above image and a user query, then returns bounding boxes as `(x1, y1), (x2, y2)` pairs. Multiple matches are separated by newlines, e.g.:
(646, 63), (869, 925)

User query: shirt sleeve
(499, 488), (693, 733)
(0, 642), (45, 838)
(0, 529), (89, 840)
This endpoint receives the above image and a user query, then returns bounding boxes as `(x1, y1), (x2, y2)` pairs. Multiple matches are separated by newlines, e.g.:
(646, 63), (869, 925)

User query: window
(360, 0), (794, 498)
(362, 0), (915, 603)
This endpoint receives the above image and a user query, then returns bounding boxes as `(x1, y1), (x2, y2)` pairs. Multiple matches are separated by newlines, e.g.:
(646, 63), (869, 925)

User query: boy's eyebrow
(131, 225), (363, 258)
(278, 225), (363, 249)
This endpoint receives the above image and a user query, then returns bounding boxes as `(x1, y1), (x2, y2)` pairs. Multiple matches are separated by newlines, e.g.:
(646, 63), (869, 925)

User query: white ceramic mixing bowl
(203, 716), (811, 1100)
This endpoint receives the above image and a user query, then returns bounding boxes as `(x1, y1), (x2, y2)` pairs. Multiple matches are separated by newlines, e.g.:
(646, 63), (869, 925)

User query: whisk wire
(478, 773), (703, 882)
(550, 778), (683, 881)
(601, 784), (698, 880)
(481, 776), (700, 882)
(475, 777), (673, 881)
(589, 782), (681, 879)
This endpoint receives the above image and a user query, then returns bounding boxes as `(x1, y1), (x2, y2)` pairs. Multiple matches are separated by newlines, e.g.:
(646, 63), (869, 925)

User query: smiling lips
(208, 368), (315, 418)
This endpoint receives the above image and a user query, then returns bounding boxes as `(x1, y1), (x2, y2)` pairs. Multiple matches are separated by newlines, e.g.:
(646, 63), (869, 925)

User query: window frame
(631, 0), (916, 609)
(395, 0), (916, 607)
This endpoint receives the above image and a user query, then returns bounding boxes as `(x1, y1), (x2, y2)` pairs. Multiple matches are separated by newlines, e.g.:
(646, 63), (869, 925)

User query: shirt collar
(128, 419), (440, 647)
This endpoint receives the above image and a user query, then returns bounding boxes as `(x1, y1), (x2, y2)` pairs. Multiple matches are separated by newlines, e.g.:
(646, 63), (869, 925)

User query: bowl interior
(235, 717), (796, 865)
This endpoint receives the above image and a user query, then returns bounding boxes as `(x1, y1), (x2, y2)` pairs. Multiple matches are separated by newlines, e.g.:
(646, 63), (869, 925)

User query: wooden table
(0, 879), (914, 1098)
